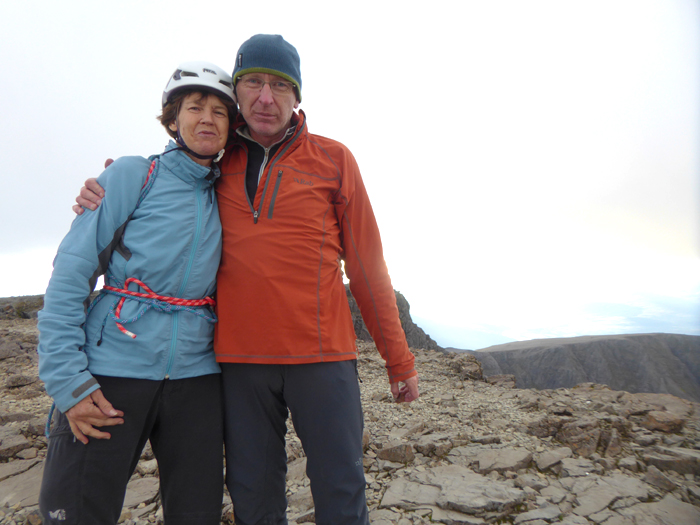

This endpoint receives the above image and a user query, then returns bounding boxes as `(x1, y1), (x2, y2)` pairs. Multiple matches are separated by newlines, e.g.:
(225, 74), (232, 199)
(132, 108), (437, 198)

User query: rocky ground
(0, 316), (699, 524)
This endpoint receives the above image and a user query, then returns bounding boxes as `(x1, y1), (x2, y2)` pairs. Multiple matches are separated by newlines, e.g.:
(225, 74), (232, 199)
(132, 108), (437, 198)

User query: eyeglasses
(238, 77), (295, 96)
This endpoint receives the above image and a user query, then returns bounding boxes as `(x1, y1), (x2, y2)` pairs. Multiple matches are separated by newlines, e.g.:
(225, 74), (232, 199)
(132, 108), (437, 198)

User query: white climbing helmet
(162, 61), (235, 107)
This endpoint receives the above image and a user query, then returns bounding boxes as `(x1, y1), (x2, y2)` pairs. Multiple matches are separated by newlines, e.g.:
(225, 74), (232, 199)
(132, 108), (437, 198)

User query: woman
(37, 61), (235, 525)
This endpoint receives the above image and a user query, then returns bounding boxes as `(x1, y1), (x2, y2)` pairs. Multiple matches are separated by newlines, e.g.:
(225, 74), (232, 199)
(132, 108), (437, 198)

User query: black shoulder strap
(113, 158), (160, 261)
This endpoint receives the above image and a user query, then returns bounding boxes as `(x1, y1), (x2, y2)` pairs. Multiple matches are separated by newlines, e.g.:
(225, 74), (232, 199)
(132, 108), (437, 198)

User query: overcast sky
(1, 0), (698, 349)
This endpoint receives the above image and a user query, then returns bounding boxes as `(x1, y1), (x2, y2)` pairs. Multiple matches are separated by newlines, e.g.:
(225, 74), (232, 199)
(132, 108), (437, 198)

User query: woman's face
(169, 93), (229, 165)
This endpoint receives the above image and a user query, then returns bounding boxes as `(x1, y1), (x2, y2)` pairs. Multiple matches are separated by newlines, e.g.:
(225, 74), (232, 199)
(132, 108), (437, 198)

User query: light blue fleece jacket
(38, 142), (222, 413)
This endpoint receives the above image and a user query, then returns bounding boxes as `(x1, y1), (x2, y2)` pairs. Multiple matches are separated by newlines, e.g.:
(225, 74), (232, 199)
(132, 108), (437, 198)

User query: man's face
(236, 73), (299, 148)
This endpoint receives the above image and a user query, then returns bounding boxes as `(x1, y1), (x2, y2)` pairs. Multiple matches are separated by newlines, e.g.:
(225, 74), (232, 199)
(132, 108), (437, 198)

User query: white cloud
(0, 248), (56, 297)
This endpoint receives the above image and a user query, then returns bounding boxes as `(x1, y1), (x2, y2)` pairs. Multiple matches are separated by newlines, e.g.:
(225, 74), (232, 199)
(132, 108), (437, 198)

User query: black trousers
(221, 361), (369, 525)
(39, 374), (224, 525)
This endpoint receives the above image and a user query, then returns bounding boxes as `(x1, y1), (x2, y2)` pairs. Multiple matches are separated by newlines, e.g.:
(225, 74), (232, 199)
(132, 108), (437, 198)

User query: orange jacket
(214, 112), (416, 383)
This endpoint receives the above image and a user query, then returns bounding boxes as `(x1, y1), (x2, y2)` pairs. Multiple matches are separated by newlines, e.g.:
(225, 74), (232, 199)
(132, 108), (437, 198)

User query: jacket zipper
(256, 122), (305, 222)
(267, 170), (284, 219)
(165, 178), (205, 378)
(251, 146), (271, 224)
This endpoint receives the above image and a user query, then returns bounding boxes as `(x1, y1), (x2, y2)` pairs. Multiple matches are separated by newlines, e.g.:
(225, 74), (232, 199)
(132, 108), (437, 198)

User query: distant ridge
(473, 333), (700, 402)
(444, 346), (472, 353)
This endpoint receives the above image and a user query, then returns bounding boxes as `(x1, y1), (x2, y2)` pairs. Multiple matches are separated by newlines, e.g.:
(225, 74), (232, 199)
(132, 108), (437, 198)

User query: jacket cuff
(387, 367), (418, 384)
(53, 374), (100, 413)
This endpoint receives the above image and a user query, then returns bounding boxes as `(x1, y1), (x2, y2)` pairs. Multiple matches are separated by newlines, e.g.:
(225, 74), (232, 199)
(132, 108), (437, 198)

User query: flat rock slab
(623, 393), (693, 419)
(0, 458), (40, 482)
(0, 461), (43, 507)
(472, 448), (533, 474)
(368, 509), (401, 525)
(288, 486), (314, 512)
(428, 505), (487, 524)
(560, 457), (596, 477)
(513, 504), (562, 524)
(535, 447), (572, 471)
(413, 432), (454, 456)
(558, 516), (590, 525)
(540, 484), (568, 504)
(618, 495), (700, 525)
(641, 411), (684, 433)
(122, 477), (159, 508)
(0, 341), (23, 359)
(409, 464), (489, 488)
(378, 442), (415, 463)
(413, 465), (525, 516)
(573, 482), (620, 517)
(391, 420), (426, 440)
(601, 473), (648, 501)
(437, 480), (525, 516)
(448, 446), (532, 474)
(0, 413), (35, 424)
(514, 473), (548, 491)
(0, 427), (31, 459)
(381, 465), (527, 519)
(643, 465), (677, 492)
(286, 457), (307, 482)
(646, 446), (700, 475)
(448, 445), (484, 466)
(380, 478), (441, 509)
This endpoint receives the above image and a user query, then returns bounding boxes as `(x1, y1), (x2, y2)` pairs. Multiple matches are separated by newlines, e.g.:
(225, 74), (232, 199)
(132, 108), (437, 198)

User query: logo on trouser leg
(49, 509), (67, 520)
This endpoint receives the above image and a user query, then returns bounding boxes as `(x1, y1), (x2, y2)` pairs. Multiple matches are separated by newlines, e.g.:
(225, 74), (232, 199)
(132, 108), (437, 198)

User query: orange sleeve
(334, 149), (417, 383)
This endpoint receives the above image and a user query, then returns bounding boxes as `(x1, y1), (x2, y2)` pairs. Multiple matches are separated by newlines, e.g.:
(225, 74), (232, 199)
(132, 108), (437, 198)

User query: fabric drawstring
(45, 404), (56, 438)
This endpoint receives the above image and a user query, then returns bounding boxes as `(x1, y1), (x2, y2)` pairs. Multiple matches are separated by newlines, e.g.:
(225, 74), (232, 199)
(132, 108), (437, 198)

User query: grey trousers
(221, 361), (369, 525)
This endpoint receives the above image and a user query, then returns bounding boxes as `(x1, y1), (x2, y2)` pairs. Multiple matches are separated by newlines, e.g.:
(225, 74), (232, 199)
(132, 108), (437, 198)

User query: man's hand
(72, 158), (112, 215)
(391, 375), (419, 403)
(64, 389), (124, 444)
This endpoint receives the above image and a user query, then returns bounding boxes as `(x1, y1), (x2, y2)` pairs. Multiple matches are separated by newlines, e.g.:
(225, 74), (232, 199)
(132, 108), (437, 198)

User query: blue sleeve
(37, 156), (151, 413)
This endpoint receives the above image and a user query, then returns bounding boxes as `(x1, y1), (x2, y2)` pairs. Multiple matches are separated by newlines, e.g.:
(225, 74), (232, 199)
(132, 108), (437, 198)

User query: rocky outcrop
(346, 286), (441, 351)
(1, 319), (700, 524)
(0, 297), (44, 321)
(475, 333), (700, 402)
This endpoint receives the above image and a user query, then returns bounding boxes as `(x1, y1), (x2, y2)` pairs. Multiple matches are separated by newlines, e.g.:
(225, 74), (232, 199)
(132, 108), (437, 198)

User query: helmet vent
(163, 61), (235, 107)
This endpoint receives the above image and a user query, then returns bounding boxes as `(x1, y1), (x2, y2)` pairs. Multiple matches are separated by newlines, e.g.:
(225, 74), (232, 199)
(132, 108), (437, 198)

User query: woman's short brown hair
(157, 89), (237, 141)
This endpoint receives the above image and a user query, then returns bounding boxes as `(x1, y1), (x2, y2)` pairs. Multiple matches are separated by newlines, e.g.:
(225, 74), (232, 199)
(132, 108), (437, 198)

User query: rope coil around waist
(101, 277), (216, 339)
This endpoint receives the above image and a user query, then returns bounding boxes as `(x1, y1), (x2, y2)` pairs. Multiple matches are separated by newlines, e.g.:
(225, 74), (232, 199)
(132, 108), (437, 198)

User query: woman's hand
(65, 389), (124, 444)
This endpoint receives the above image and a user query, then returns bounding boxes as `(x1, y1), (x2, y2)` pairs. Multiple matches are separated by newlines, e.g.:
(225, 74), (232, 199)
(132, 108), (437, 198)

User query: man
(76, 34), (419, 525)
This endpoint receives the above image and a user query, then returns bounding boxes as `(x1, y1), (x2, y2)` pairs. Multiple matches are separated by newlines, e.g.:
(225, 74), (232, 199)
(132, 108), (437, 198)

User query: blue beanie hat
(233, 34), (302, 101)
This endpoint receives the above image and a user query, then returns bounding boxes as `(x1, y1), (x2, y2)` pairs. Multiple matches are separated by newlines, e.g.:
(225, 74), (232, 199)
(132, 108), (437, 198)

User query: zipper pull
(253, 210), (259, 224)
